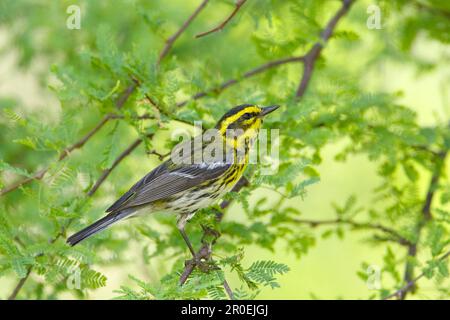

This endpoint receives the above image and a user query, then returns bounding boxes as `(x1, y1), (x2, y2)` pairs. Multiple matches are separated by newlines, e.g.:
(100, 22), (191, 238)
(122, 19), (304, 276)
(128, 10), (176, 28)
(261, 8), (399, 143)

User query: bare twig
(108, 113), (155, 120)
(292, 217), (411, 246)
(147, 149), (170, 161)
(177, 56), (304, 107)
(384, 249), (450, 300)
(296, 0), (354, 98)
(87, 137), (145, 196)
(223, 279), (235, 300)
(158, 0), (210, 64)
(195, 0), (247, 38)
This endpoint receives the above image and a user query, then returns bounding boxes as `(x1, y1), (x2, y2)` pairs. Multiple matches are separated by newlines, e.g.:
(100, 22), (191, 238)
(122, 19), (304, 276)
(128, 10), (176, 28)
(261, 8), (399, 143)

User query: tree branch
(6, 1), (211, 299)
(412, 0), (450, 19)
(399, 150), (448, 300)
(384, 249), (450, 300)
(1, 0), (207, 197)
(87, 137), (145, 196)
(296, 0), (354, 98)
(195, 0), (247, 38)
(291, 217), (412, 246)
(7, 135), (147, 299)
(176, 56), (304, 107)
(0, 83), (136, 197)
(158, 0), (210, 64)
(177, 0), (355, 291)
(7, 267), (32, 300)
(178, 176), (249, 295)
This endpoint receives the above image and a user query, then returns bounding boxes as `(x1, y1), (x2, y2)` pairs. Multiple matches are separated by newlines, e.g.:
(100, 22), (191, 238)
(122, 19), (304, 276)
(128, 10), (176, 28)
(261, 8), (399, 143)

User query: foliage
(0, 0), (449, 300)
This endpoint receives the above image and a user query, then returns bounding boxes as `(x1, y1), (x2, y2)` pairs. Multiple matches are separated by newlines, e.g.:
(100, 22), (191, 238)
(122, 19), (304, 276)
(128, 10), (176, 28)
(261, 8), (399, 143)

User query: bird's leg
(177, 214), (213, 273)
(177, 216), (197, 259)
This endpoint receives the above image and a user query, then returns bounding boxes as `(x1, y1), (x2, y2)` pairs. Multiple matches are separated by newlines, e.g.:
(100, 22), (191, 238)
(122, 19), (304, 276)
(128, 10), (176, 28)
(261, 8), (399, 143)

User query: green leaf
(0, 160), (33, 178)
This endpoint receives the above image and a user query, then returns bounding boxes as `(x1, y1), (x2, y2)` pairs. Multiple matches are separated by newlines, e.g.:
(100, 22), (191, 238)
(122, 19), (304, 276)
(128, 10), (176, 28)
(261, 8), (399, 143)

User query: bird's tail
(67, 209), (134, 246)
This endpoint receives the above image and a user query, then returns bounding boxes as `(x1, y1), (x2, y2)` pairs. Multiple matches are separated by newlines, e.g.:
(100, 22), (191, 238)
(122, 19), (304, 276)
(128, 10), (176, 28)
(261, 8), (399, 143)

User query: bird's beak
(260, 105), (280, 117)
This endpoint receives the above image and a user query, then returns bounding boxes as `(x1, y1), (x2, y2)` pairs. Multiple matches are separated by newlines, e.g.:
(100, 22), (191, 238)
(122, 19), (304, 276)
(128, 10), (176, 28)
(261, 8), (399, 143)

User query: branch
(87, 137), (145, 196)
(178, 176), (249, 296)
(296, 0), (354, 98)
(412, 0), (450, 19)
(178, 0), (355, 294)
(2, 0), (207, 197)
(195, 0), (247, 38)
(384, 249), (450, 300)
(176, 56), (304, 107)
(291, 217), (411, 246)
(399, 150), (448, 299)
(158, 0), (210, 64)
(6, 1), (210, 299)
(7, 135), (147, 299)
(4, 54), (303, 198)
(7, 267), (32, 300)
(0, 83), (136, 197)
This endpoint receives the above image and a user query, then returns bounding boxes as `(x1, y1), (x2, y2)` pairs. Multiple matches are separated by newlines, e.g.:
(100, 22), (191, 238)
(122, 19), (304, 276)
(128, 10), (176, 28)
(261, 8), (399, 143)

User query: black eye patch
(240, 112), (257, 121)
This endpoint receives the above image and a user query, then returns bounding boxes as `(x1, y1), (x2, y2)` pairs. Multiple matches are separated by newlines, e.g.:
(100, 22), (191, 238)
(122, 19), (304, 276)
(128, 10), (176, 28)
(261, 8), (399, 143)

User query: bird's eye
(242, 113), (252, 120)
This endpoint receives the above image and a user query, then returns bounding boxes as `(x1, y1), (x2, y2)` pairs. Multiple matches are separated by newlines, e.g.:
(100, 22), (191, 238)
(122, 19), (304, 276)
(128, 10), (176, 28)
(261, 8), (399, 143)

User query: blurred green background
(0, 0), (449, 299)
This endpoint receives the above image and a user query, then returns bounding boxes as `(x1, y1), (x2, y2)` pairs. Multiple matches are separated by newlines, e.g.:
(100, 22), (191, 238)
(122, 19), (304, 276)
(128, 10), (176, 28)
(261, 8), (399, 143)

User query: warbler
(67, 104), (279, 257)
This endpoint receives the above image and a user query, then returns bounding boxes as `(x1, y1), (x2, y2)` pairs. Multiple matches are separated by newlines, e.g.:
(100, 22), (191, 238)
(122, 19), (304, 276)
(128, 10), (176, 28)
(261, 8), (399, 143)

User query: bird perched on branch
(67, 104), (279, 258)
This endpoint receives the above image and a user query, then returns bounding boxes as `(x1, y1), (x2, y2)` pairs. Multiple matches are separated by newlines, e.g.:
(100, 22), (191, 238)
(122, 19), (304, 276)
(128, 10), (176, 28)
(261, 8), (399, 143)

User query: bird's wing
(133, 162), (230, 205)
(106, 136), (231, 213)
(105, 162), (170, 212)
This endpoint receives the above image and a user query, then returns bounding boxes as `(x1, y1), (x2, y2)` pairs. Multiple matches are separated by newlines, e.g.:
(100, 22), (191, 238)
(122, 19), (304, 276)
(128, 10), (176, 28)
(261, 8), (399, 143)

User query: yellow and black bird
(67, 104), (279, 257)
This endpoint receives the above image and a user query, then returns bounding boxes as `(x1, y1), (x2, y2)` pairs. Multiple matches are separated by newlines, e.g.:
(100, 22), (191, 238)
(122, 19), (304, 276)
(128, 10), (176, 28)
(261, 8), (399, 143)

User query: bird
(67, 104), (279, 258)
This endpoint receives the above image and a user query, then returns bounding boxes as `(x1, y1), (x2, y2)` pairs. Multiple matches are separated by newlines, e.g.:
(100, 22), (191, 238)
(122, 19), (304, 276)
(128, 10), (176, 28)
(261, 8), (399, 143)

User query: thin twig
(108, 114), (155, 120)
(87, 137), (145, 196)
(296, 0), (354, 98)
(384, 249), (450, 300)
(158, 0), (210, 64)
(195, 0), (247, 38)
(177, 56), (304, 107)
(7, 267), (32, 300)
(147, 150), (170, 161)
(291, 217), (411, 246)
(223, 279), (235, 300)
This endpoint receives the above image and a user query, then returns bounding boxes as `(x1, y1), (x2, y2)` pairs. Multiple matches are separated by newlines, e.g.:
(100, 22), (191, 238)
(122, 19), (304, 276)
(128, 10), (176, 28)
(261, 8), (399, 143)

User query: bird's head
(215, 104), (279, 138)
(215, 104), (279, 151)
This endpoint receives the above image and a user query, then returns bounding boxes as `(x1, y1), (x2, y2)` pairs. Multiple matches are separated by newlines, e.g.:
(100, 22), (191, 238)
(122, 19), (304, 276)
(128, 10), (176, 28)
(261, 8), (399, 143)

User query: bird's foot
(184, 243), (217, 272)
